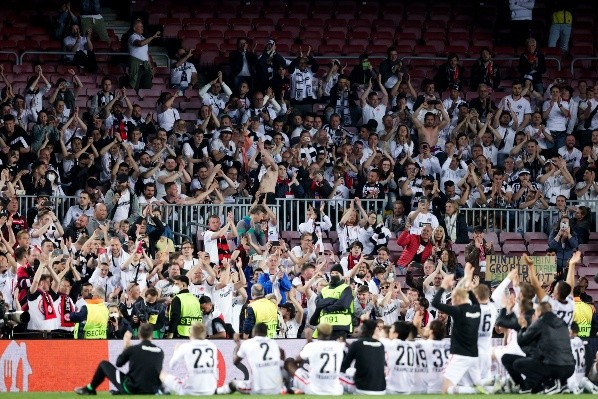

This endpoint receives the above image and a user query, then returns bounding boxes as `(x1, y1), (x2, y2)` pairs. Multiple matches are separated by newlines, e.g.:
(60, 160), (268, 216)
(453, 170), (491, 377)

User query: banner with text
(485, 255), (557, 285)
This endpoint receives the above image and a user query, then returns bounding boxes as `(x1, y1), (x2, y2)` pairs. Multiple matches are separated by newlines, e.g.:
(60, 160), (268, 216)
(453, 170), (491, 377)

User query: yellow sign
(485, 255), (557, 285)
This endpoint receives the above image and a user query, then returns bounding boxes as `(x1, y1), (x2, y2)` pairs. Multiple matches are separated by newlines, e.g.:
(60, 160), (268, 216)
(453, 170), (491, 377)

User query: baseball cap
(278, 303), (294, 312)
(220, 127), (233, 133)
(473, 225), (484, 233)
(519, 168), (531, 175)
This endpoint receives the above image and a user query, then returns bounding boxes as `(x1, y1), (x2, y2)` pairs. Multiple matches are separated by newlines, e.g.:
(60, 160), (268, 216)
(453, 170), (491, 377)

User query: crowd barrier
(16, 195), (598, 239)
(1, 337), (596, 392)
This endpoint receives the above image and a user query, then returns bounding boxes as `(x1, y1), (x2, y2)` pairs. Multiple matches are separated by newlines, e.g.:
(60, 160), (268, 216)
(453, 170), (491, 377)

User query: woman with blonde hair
(431, 225), (452, 258)
(439, 199), (469, 244)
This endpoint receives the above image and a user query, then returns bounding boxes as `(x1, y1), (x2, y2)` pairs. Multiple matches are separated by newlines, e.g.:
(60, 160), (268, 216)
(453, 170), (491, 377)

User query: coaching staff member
(340, 319), (386, 394)
(75, 324), (164, 395)
(432, 263), (483, 394)
(512, 301), (575, 394)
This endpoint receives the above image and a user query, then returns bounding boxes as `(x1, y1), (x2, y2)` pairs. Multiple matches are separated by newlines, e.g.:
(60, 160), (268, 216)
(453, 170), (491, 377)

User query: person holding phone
(548, 216), (579, 274)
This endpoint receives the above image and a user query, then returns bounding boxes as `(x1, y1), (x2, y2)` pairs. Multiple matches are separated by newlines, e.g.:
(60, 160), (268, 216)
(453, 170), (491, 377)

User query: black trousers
(90, 360), (128, 393)
(501, 354), (526, 386)
(512, 357), (574, 391)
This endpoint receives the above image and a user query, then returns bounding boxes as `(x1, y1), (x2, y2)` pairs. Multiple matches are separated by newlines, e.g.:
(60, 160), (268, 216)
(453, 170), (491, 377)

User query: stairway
(100, 7), (170, 68)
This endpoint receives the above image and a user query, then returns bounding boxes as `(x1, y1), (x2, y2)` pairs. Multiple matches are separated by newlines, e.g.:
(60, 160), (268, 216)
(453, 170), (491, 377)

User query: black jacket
(340, 337), (386, 392)
(432, 288), (480, 357)
(470, 59), (502, 91)
(517, 311), (575, 366)
(518, 51), (547, 85)
(229, 50), (258, 78)
(116, 339), (164, 394)
(496, 307), (538, 357)
(438, 213), (470, 244)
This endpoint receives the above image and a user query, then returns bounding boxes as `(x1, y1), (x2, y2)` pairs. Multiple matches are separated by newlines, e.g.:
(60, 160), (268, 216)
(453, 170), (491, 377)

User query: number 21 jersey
(299, 340), (345, 395)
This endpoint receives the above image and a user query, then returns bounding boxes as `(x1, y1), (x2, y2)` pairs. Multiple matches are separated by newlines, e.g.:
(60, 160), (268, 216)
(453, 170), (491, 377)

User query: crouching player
(284, 323), (345, 395)
(160, 323), (219, 395)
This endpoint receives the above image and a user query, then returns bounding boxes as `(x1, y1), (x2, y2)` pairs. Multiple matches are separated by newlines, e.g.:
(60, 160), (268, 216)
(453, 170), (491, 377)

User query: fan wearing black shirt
(340, 319), (386, 395)
(75, 324), (164, 395)
(432, 264), (484, 394)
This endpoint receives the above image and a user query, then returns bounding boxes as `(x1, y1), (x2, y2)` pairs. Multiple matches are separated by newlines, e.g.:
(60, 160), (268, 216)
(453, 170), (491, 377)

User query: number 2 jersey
(237, 336), (284, 393)
(298, 340), (345, 395)
(168, 340), (219, 395)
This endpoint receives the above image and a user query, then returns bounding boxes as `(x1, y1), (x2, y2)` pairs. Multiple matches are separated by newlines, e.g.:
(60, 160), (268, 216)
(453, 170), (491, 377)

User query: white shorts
(493, 345), (525, 363)
(232, 380), (284, 395)
(162, 374), (214, 396)
(478, 351), (493, 381)
(292, 368), (344, 395)
(444, 354), (480, 386)
(339, 373), (356, 394)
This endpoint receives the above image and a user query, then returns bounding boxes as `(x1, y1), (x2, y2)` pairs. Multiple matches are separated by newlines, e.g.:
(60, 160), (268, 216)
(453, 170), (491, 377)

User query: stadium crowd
(0, 0), (598, 395)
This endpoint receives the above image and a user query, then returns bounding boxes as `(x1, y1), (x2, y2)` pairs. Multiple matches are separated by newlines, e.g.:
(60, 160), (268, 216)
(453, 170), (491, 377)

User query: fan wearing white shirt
(543, 86), (570, 148)
(119, 246), (153, 291)
(499, 81), (532, 130)
(360, 74), (388, 128)
(558, 135), (582, 174)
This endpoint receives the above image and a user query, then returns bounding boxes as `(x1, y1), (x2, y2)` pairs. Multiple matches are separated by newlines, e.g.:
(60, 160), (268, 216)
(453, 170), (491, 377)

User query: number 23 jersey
(169, 340), (219, 395)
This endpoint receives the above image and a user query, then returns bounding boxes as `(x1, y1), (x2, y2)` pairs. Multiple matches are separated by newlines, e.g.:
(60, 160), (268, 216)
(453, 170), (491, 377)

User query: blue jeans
(548, 23), (572, 52)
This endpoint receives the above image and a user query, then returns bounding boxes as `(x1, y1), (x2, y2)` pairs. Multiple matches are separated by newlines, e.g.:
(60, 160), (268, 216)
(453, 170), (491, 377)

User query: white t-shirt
(203, 229), (223, 265)
(502, 95), (532, 125)
(376, 298), (402, 326)
(169, 340), (219, 395)
(408, 212), (439, 235)
(128, 33), (149, 61)
(120, 262), (149, 291)
(362, 103), (387, 129)
(212, 282), (234, 324)
(298, 340), (345, 395)
(170, 61), (197, 86)
(112, 189), (131, 223)
(189, 281), (213, 300)
(157, 107), (180, 131)
(558, 147), (582, 172)
(0, 270), (16, 309)
(543, 101), (570, 131)
(237, 336), (284, 393)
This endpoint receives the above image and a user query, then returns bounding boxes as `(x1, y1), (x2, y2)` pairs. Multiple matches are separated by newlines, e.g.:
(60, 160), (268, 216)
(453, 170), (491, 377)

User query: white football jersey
(383, 339), (416, 393)
(411, 340), (431, 394)
(298, 340), (345, 395)
(478, 302), (499, 353)
(420, 338), (451, 394)
(237, 336), (284, 393)
(570, 336), (586, 385)
(376, 299), (401, 326)
(543, 294), (575, 327)
(168, 340), (219, 395)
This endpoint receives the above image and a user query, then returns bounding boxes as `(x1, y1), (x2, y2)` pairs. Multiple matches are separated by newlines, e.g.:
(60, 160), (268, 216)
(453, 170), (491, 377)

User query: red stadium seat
(502, 243), (528, 256)
(318, 44), (342, 56)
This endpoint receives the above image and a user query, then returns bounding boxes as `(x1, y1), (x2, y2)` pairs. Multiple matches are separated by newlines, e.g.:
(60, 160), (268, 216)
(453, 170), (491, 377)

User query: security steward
(310, 264), (354, 339)
(573, 286), (593, 338)
(167, 275), (202, 338)
(75, 324), (164, 395)
(67, 286), (109, 339)
(243, 283), (278, 338)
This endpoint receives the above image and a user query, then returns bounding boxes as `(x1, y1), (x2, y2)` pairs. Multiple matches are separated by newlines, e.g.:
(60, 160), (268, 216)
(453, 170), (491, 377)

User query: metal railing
(16, 195), (597, 240)
(401, 56), (562, 71)
(0, 51), (19, 63)
(18, 51), (171, 66)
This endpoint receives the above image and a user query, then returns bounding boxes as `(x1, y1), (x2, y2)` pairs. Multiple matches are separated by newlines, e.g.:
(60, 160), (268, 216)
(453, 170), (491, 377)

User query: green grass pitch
(0, 394), (596, 398)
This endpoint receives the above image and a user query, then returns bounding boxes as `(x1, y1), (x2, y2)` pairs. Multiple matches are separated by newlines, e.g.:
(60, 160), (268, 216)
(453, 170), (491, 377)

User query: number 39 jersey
(419, 338), (451, 394)
(168, 340), (219, 395)
(299, 340), (345, 395)
(237, 336), (284, 393)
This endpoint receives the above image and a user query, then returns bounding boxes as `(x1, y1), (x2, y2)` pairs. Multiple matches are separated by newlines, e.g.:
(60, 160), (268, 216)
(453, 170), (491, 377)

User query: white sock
(216, 385), (231, 395)
(454, 386), (479, 394)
